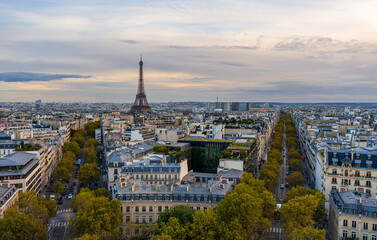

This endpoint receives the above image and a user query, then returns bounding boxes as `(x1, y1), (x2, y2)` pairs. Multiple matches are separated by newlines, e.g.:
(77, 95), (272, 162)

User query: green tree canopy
(0, 208), (47, 240)
(153, 145), (170, 154)
(280, 195), (320, 233)
(63, 141), (81, 157)
(191, 209), (218, 240)
(78, 163), (101, 187)
(84, 147), (97, 164)
(286, 171), (304, 187)
(283, 186), (327, 229)
(72, 132), (85, 148)
(85, 138), (99, 148)
(288, 158), (304, 172)
(70, 188), (96, 212)
(53, 181), (65, 198)
(158, 205), (196, 227)
(157, 217), (188, 240)
(70, 196), (122, 237)
(16, 190), (57, 224)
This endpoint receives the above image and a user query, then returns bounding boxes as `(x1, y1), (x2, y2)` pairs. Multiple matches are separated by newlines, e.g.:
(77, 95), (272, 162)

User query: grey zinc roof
(0, 152), (36, 167)
(107, 150), (133, 163)
(217, 169), (243, 179)
(0, 186), (9, 196)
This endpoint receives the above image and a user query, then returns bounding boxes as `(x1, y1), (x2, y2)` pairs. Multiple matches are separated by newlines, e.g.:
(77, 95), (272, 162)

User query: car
(70, 185), (74, 190)
(286, 171), (289, 175)
(279, 199), (283, 204)
(66, 179), (70, 183)
(70, 190), (74, 194)
(68, 194), (73, 199)
(50, 194), (56, 200)
(62, 191), (67, 196)
(73, 181), (77, 186)
(280, 184), (285, 189)
(285, 183), (289, 187)
(58, 197), (63, 205)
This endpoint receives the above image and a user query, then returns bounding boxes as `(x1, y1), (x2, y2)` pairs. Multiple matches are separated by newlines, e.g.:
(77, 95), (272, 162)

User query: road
(48, 147), (84, 240)
(267, 119), (290, 240)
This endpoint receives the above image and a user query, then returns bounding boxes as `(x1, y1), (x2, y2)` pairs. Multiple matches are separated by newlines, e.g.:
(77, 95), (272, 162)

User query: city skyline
(1, 0), (377, 103)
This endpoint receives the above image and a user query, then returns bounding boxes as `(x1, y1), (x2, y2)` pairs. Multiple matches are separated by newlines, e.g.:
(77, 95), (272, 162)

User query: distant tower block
(130, 56), (152, 114)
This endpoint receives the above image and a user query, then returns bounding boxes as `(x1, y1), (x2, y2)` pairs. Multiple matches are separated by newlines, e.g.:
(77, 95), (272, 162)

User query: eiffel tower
(130, 56), (152, 114)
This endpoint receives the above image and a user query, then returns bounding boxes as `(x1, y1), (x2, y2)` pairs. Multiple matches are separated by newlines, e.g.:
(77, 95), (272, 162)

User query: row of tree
(0, 191), (58, 240)
(152, 173), (276, 240)
(51, 129), (86, 198)
(79, 134), (100, 188)
(259, 114), (285, 190)
(285, 115), (305, 188)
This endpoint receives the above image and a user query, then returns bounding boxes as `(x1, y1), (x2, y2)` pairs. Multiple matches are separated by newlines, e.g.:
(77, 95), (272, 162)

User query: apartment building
(0, 152), (42, 192)
(329, 189), (377, 240)
(324, 147), (377, 201)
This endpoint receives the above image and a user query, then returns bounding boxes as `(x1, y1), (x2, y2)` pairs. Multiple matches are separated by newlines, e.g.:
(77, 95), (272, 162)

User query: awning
(354, 160), (361, 164)
(332, 158), (338, 162)
(366, 160), (373, 165)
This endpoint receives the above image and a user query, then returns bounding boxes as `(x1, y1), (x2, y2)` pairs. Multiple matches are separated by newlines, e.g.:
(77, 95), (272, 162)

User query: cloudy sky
(1, 0), (377, 103)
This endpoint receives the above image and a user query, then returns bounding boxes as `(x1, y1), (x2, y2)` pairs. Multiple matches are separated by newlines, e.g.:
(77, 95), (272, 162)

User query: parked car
(285, 183), (289, 187)
(66, 179), (70, 183)
(62, 191), (67, 196)
(286, 171), (289, 175)
(280, 184), (285, 189)
(50, 194), (55, 200)
(68, 194), (73, 199)
(58, 197), (63, 205)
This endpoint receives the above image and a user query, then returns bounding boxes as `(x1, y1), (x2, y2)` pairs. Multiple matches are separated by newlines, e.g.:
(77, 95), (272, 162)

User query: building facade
(329, 189), (377, 240)
(324, 147), (377, 201)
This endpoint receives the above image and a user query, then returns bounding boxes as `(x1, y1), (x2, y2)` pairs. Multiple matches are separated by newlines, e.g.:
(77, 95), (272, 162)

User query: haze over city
(1, 0), (377, 102)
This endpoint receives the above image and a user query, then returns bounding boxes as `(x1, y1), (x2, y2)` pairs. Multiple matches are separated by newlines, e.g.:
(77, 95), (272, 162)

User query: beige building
(323, 148), (377, 201)
(0, 185), (19, 218)
(329, 189), (377, 240)
(0, 152), (42, 192)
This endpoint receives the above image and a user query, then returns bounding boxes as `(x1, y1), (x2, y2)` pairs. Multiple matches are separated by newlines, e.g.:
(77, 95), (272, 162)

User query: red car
(65, 179), (70, 183)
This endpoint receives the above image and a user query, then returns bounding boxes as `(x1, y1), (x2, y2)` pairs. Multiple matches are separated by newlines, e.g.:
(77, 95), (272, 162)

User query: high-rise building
(130, 57), (152, 114)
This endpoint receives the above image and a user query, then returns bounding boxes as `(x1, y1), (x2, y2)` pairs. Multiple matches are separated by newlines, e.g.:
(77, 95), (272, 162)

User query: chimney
(351, 149), (355, 161)
(359, 195), (362, 204)
(171, 184), (174, 192)
(186, 184), (190, 192)
(131, 183), (135, 192)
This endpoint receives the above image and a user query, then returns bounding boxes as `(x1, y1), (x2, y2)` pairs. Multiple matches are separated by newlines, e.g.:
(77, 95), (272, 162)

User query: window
(126, 206), (130, 212)
(142, 216), (146, 224)
(165, 206), (169, 211)
(367, 172), (372, 178)
(149, 216), (153, 222)
(345, 170), (348, 176)
(142, 206), (146, 212)
(364, 222), (369, 230)
(366, 181), (371, 187)
(135, 216), (139, 224)
(352, 221), (357, 228)
(197, 207), (200, 211)
(126, 216), (130, 223)
(149, 206), (153, 212)
(333, 169), (337, 174)
(158, 206), (162, 212)
(119, 227), (123, 235)
(373, 224), (377, 231)
(355, 180), (360, 186)
(343, 219), (348, 226)
(373, 235), (377, 240)
(332, 178), (337, 184)
(363, 234), (368, 240)
(114, 169), (118, 174)
(135, 206), (139, 212)
(135, 228), (139, 235)
(352, 232), (357, 238)
(355, 170), (360, 177)
(343, 230), (348, 238)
